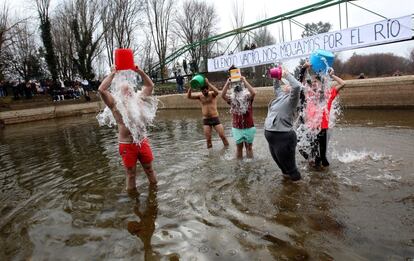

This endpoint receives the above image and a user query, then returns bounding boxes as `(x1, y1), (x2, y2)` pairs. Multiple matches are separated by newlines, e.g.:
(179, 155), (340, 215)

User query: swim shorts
(203, 117), (221, 126)
(232, 127), (256, 144)
(119, 139), (154, 168)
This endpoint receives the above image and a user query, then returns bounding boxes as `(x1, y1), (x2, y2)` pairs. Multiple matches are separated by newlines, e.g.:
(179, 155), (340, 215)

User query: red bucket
(114, 48), (135, 71)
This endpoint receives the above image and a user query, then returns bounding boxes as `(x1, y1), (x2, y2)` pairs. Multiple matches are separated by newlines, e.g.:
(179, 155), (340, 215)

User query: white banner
(208, 15), (413, 72)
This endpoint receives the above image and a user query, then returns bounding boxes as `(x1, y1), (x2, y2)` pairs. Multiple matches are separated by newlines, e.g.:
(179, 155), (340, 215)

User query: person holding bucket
(221, 66), (257, 159)
(312, 68), (345, 168)
(98, 48), (157, 193)
(300, 50), (345, 169)
(187, 75), (229, 149)
(264, 66), (302, 181)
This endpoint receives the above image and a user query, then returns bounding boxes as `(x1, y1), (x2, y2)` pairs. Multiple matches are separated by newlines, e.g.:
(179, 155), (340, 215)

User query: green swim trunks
(232, 127), (256, 144)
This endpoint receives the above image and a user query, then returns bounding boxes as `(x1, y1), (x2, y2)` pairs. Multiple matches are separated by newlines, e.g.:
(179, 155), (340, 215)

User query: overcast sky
(7, 0), (414, 67)
(213, 0), (414, 59)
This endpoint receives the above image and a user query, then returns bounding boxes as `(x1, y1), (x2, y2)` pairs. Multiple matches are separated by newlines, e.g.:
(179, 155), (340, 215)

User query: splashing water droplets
(229, 82), (250, 115)
(96, 70), (158, 144)
(295, 66), (342, 162)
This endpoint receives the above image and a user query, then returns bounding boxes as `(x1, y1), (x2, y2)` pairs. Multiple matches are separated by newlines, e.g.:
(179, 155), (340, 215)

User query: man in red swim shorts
(98, 66), (157, 192)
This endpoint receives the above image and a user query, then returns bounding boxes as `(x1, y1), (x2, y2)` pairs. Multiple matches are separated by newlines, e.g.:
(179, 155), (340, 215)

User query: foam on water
(332, 149), (386, 163)
(96, 70), (158, 143)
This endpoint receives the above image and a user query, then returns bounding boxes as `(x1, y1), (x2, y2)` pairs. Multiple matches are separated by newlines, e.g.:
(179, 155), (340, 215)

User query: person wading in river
(98, 66), (157, 193)
(264, 66), (302, 181)
(221, 73), (256, 159)
(313, 68), (345, 169)
(187, 78), (229, 149)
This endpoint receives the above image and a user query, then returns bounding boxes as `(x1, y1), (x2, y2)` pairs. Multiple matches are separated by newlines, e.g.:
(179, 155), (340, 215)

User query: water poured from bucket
(310, 49), (334, 73)
(295, 64), (342, 163)
(96, 70), (158, 143)
(229, 82), (251, 115)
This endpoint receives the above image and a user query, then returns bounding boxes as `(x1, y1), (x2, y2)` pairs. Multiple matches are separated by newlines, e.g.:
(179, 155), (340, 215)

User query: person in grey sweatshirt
(264, 67), (302, 181)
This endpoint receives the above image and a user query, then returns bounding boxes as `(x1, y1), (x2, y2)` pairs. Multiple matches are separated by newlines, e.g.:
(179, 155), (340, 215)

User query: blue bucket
(310, 49), (334, 73)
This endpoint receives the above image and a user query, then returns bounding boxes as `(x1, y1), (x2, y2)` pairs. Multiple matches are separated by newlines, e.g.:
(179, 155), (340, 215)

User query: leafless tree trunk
(101, 0), (145, 67)
(252, 25), (276, 86)
(253, 26), (276, 47)
(69, 0), (105, 80)
(7, 21), (42, 81)
(35, 0), (59, 80)
(140, 31), (155, 74)
(1, 2), (28, 80)
(231, 0), (245, 52)
(52, 2), (77, 80)
(174, 0), (217, 73)
(146, 0), (174, 81)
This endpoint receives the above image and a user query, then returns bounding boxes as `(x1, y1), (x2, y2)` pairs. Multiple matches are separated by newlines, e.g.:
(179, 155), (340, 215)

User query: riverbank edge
(1, 76), (413, 125)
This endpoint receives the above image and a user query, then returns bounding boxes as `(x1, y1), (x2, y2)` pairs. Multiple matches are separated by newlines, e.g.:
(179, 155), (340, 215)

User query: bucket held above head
(114, 48), (136, 71)
(230, 68), (241, 82)
(269, 66), (282, 80)
(190, 74), (206, 89)
(309, 49), (334, 73)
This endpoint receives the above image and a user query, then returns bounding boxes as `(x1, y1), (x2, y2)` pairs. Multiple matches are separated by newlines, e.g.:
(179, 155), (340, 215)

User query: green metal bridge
(149, 0), (413, 77)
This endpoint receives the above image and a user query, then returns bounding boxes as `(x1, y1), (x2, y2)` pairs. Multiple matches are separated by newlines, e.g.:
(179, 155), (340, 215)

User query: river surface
(0, 109), (413, 260)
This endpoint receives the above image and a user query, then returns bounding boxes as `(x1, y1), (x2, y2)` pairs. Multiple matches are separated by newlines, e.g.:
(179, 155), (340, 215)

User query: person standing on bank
(264, 67), (302, 181)
(176, 73), (184, 94)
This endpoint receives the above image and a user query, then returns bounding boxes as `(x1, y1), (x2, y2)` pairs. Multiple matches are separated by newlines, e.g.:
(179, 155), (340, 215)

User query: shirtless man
(98, 66), (157, 192)
(187, 78), (229, 148)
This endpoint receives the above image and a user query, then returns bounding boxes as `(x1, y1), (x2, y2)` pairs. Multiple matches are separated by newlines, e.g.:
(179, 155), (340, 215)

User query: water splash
(96, 70), (158, 144)
(295, 66), (342, 162)
(332, 149), (386, 163)
(229, 82), (251, 115)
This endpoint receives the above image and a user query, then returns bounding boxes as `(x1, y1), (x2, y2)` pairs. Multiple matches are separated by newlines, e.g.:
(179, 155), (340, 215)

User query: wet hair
(234, 84), (242, 92)
(315, 73), (322, 82)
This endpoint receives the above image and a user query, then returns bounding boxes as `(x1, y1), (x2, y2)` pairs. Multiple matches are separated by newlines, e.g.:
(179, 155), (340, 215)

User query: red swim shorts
(119, 139), (154, 168)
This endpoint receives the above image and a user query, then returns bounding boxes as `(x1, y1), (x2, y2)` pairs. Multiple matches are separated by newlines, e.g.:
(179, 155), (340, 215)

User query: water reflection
(0, 110), (413, 260)
(127, 185), (159, 260)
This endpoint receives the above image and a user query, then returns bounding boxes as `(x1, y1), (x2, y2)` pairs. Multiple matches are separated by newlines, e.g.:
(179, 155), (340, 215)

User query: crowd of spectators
(0, 79), (101, 102)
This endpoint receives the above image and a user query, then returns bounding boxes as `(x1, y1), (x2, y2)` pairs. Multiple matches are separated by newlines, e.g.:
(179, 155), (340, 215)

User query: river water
(0, 109), (413, 260)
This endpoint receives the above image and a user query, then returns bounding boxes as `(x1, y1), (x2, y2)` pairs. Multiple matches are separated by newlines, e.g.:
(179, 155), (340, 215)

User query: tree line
(1, 0), (412, 85)
(1, 0), (224, 82)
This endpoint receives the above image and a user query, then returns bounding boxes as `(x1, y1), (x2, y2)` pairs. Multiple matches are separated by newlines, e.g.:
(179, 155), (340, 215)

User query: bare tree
(69, 0), (106, 80)
(35, 0), (59, 81)
(1, 2), (29, 80)
(146, 0), (174, 81)
(253, 26), (276, 47)
(101, 0), (145, 66)
(52, 2), (77, 80)
(301, 21), (332, 37)
(174, 0), (218, 73)
(7, 21), (43, 81)
(140, 31), (155, 73)
(231, 0), (245, 51)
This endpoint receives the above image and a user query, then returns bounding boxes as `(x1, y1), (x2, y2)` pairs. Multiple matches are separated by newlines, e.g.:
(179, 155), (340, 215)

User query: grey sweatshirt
(264, 73), (301, 132)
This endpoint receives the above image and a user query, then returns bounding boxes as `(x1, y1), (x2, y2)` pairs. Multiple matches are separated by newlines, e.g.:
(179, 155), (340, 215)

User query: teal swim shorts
(232, 127), (256, 144)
